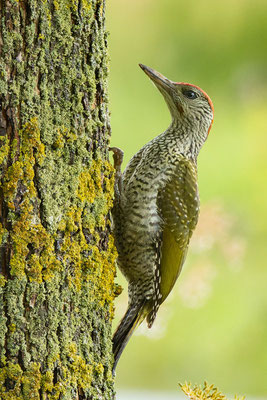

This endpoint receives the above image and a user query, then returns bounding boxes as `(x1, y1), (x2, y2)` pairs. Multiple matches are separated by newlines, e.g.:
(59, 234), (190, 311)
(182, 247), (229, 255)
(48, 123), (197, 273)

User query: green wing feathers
(160, 227), (188, 303)
(158, 157), (200, 304)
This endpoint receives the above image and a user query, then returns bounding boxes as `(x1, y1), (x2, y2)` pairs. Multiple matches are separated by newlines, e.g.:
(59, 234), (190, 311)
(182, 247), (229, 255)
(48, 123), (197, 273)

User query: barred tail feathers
(112, 300), (146, 375)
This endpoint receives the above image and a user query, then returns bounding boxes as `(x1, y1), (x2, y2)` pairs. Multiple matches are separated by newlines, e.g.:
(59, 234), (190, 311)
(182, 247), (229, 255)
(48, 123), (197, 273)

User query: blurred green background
(107, 0), (267, 397)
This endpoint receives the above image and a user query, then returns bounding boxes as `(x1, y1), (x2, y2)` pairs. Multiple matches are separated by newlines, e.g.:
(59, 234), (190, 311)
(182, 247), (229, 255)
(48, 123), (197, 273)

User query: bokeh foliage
(107, 0), (267, 396)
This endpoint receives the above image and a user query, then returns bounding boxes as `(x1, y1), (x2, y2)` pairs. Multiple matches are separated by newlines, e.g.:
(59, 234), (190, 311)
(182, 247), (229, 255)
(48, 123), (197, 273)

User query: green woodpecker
(110, 64), (214, 374)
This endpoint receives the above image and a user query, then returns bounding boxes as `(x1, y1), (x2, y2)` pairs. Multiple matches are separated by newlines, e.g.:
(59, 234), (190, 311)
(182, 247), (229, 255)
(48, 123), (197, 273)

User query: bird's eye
(182, 89), (198, 100)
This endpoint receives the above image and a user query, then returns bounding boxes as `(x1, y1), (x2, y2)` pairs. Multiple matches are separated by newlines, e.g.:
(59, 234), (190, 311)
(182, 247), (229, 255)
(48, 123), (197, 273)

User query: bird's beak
(139, 64), (174, 96)
(139, 64), (183, 118)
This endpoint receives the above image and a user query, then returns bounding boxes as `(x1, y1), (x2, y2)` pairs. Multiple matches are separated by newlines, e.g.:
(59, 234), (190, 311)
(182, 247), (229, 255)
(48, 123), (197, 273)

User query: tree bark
(0, 0), (116, 398)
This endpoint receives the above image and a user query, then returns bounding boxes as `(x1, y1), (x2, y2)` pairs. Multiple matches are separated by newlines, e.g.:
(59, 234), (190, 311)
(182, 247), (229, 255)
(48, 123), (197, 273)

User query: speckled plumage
(111, 65), (214, 373)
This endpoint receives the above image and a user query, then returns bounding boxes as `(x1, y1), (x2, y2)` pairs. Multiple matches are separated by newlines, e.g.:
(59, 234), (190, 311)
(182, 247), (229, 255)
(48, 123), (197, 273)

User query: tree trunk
(0, 0), (116, 398)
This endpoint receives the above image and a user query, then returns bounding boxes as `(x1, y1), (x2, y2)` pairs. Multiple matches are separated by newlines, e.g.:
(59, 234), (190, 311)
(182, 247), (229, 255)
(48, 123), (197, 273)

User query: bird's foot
(109, 147), (124, 172)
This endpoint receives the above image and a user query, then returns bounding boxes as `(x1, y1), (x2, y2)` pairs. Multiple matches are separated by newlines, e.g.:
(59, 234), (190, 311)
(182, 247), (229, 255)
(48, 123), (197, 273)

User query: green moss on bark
(0, 0), (115, 398)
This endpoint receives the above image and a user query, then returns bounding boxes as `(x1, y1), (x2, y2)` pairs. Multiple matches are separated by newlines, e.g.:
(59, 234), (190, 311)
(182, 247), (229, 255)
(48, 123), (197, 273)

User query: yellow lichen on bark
(2, 118), (60, 281)
(0, 136), (9, 165)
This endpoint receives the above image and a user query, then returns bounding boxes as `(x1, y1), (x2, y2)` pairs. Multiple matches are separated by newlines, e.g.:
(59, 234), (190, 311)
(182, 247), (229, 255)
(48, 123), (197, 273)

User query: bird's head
(139, 64), (214, 151)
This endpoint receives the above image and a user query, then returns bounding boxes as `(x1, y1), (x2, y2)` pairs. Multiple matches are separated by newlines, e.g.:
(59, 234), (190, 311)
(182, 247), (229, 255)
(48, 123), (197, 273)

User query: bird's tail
(112, 299), (146, 375)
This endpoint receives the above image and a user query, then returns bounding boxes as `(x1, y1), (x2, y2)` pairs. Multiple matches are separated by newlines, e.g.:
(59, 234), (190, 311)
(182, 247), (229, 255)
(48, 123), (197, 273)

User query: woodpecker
(110, 64), (214, 374)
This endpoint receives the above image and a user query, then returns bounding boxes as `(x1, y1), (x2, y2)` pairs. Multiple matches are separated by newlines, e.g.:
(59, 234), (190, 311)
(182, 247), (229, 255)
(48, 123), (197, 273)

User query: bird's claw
(109, 147), (124, 171)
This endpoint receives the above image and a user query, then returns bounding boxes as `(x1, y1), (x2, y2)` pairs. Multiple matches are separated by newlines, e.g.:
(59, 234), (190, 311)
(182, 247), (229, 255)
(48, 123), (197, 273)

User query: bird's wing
(146, 157), (200, 327)
(157, 157), (199, 304)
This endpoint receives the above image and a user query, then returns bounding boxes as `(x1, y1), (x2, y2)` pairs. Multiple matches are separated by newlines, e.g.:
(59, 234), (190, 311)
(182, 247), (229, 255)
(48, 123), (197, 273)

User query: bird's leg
(109, 147), (124, 195)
